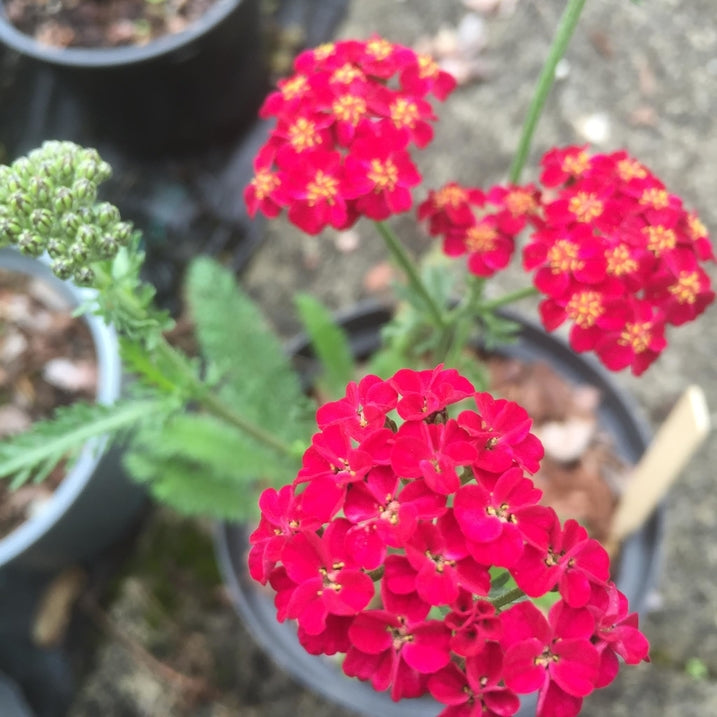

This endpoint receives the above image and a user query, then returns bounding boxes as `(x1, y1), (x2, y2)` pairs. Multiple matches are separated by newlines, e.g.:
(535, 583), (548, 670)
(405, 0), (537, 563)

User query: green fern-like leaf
(123, 412), (296, 520)
(294, 293), (354, 399)
(0, 399), (165, 489)
(185, 256), (313, 447)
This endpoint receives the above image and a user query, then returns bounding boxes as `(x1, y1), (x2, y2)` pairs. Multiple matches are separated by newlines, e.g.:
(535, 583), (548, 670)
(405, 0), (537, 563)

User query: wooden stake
(606, 385), (711, 555)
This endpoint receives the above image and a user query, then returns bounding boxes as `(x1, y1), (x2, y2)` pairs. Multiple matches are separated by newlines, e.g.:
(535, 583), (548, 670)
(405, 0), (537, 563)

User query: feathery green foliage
(0, 399), (166, 490)
(124, 413), (293, 520)
(185, 256), (314, 447)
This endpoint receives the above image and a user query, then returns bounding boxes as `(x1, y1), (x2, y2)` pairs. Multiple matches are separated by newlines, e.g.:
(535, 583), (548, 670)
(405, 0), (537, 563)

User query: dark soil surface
(0, 270), (96, 539)
(4, 0), (220, 47)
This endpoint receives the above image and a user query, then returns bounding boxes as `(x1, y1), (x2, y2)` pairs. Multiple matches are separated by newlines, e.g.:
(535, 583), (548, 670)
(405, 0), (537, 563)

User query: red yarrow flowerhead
(523, 146), (715, 375)
(252, 366), (648, 711)
(245, 36), (457, 234)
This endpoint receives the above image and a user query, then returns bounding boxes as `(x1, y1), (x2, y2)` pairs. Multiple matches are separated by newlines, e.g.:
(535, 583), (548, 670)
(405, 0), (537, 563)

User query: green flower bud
(69, 241), (89, 263)
(30, 208), (54, 234)
(28, 176), (52, 206)
(61, 211), (81, 233)
(46, 237), (65, 258)
(94, 202), (121, 227)
(0, 216), (23, 241)
(53, 186), (75, 213)
(72, 178), (97, 204)
(97, 234), (119, 258)
(76, 223), (99, 248)
(3, 172), (22, 195)
(9, 191), (32, 216)
(52, 258), (75, 281)
(10, 157), (32, 180)
(113, 221), (134, 246)
(16, 230), (45, 257)
(73, 266), (95, 286)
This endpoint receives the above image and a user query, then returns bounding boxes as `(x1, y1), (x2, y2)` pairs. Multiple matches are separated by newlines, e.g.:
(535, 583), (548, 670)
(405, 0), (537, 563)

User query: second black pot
(214, 301), (664, 717)
(0, 0), (268, 156)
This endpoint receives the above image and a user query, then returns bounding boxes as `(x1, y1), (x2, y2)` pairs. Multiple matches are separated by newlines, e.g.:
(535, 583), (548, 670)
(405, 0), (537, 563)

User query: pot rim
(214, 299), (665, 716)
(0, 248), (122, 569)
(0, 0), (244, 68)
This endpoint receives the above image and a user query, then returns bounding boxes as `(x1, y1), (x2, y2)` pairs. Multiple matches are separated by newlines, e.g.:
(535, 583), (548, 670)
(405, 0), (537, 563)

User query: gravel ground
(3, 1), (717, 715)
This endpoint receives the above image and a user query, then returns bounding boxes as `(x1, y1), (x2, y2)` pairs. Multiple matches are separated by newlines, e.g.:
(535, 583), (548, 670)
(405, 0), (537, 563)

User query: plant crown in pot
(0, 1), (715, 714)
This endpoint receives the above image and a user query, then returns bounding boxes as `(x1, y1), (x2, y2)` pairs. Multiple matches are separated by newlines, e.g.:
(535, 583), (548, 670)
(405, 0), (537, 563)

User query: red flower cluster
(249, 367), (649, 717)
(417, 182), (541, 277)
(524, 147), (715, 375)
(244, 37), (456, 234)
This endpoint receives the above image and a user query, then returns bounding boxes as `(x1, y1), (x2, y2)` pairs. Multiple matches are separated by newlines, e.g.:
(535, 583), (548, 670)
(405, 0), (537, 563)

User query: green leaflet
(294, 293), (354, 399)
(184, 256), (313, 447)
(124, 413), (295, 520)
(0, 399), (164, 490)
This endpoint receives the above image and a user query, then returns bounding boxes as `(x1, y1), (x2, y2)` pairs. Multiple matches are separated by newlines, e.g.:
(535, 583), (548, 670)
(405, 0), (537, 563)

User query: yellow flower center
(390, 98), (420, 130)
(331, 63), (366, 85)
(669, 270), (702, 304)
(619, 321), (652, 353)
(687, 213), (707, 241)
(606, 244), (638, 276)
(640, 187), (669, 210)
(417, 53), (440, 80)
(313, 43), (335, 61)
(547, 239), (584, 274)
(368, 159), (399, 192)
(280, 74), (308, 100)
(566, 291), (604, 328)
(307, 171), (339, 206)
(288, 117), (322, 152)
(505, 189), (536, 216)
(568, 192), (603, 223)
(643, 225), (676, 255)
(251, 169), (280, 199)
(561, 151), (590, 177)
(465, 224), (497, 253)
(332, 94), (367, 125)
(434, 184), (468, 209)
(616, 158), (647, 182)
(366, 37), (393, 60)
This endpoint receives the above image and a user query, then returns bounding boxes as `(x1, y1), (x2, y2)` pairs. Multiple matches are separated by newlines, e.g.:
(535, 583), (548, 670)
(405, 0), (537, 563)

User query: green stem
(480, 285), (539, 312)
(491, 587), (526, 610)
(375, 220), (448, 329)
(152, 339), (298, 459)
(507, 0), (587, 184)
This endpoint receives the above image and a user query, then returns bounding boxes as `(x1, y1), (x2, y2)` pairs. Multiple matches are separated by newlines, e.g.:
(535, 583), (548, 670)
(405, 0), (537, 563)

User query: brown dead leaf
(363, 262), (395, 294)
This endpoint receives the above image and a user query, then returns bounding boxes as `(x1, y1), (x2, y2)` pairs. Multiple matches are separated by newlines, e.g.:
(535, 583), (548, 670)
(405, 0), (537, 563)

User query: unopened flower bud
(72, 178), (97, 204)
(30, 208), (53, 234)
(46, 237), (64, 258)
(10, 157), (32, 180)
(52, 258), (74, 280)
(76, 223), (99, 248)
(74, 266), (95, 286)
(61, 211), (81, 233)
(0, 216), (22, 242)
(9, 191), (32, 216)
(97, 234), (119, 258)
(28, 176), (51, 205)
(69, 242), (89, 263)
(94, 202), (120, 227)
(53, 186), (75, 213)
(16, 230), (45, 256)
(113, 221), (133, 245)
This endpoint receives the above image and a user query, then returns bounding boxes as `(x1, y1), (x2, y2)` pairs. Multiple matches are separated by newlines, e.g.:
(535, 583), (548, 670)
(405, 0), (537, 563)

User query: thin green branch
(508, 0), (588, 184)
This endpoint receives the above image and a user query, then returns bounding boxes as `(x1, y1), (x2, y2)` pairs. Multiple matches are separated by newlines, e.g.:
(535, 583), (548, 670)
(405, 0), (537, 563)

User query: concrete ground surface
(47, 0), (717, 715)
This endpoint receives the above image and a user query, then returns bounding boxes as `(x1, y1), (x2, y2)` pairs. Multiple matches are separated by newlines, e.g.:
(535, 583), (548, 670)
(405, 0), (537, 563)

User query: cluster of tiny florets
(0, 141), (132, 285)
(250, 366), (649, 717)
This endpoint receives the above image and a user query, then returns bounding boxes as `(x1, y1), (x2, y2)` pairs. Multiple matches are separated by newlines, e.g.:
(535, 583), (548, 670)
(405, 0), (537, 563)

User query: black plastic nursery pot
(0, 0), (268, 157)
(214, 301), (664, 717)
(0, 248), (146, 572)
